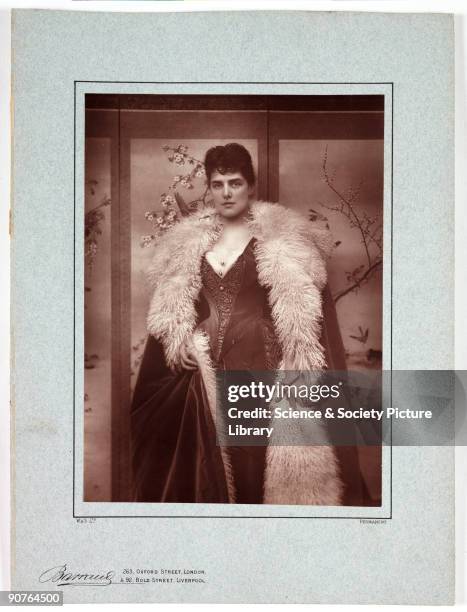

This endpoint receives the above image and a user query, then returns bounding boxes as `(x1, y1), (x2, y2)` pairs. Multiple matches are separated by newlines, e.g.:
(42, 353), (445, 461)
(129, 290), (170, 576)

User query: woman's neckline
(204, 237), (255, 279)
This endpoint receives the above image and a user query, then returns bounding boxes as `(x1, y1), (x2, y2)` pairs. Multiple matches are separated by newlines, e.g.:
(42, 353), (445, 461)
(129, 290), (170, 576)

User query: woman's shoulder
(168, 206), (219, 232)
(152, 207), (219, 247)
(146, 207), (219, 289)
(250, 200), (334, 259)
(251, 199), (321, 231)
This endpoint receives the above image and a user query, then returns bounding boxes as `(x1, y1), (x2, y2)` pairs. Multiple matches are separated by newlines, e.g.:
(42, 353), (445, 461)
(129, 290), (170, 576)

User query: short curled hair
(204, 143), (255, 187)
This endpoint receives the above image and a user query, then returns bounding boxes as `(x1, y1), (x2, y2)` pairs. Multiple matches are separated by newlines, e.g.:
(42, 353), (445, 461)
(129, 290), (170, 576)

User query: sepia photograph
(8, 5), (457, 604)
(83, 93), (384, 507)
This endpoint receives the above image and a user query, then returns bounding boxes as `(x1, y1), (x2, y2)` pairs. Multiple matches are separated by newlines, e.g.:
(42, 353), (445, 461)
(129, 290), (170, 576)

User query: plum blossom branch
(85, 193), (111, 270)
(312, 145), (383, 304)
(140, 144), (209, 248)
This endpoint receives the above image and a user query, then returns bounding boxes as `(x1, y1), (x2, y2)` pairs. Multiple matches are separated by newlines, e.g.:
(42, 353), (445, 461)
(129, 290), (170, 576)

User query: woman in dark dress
(131, 143), (366, 505)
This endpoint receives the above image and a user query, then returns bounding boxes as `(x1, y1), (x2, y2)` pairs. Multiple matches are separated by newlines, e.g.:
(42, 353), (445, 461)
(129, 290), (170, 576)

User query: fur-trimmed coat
(145, 201), (343, 505)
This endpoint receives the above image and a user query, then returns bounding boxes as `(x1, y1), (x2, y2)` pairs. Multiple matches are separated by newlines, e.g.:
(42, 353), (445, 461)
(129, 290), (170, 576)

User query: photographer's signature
(39, 564), (115, 587)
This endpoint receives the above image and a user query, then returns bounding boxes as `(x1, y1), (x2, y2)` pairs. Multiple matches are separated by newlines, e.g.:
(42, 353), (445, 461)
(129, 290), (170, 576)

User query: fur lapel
(147, 200), (333, 370)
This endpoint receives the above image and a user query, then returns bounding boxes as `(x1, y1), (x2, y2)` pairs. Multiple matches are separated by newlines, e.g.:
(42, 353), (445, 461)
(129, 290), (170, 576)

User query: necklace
(206, 252), (228, 277)
(207, 236), (251, 278)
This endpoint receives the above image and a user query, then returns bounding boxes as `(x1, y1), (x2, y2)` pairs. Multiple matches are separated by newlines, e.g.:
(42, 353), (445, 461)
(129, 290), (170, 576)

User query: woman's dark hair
(204, 143), (255, 186)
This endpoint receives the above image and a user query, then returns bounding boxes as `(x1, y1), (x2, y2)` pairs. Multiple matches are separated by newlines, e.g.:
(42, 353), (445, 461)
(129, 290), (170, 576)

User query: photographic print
(83, 93), (384, 506)
(10, 9), (454, 603)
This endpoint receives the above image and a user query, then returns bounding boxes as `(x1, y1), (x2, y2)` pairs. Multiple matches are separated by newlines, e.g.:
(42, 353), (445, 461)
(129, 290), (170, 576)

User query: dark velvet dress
(131, 239), (280, 503)
(130, 239), (375, 505)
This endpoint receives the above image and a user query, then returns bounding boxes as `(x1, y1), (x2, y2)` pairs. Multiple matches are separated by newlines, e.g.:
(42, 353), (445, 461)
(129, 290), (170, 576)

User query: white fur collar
(146, 201), (333, 370)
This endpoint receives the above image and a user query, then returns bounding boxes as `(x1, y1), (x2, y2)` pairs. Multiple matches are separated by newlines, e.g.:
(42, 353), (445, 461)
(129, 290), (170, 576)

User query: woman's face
(208, 170), (254, 219)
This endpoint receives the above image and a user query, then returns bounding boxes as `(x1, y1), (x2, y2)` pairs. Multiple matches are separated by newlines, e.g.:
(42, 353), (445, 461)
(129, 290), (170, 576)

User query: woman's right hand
(179, 338), (199, 371)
